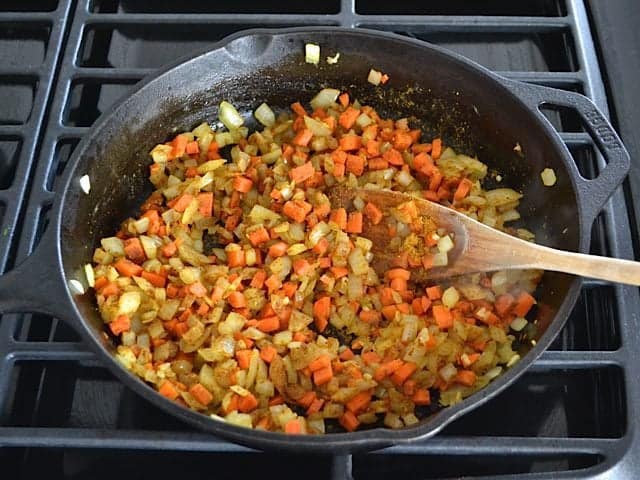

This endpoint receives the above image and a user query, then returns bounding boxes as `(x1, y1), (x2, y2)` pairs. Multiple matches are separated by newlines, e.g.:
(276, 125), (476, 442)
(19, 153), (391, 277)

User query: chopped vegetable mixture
(90, 88), (541, 434)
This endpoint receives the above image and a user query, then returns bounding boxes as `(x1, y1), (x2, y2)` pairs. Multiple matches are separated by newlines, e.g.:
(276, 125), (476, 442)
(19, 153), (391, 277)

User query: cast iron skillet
(0, 27), (629, 452)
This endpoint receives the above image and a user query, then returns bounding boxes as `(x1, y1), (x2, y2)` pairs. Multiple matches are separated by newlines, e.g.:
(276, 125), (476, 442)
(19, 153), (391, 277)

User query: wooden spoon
(328, 186), (640, 285)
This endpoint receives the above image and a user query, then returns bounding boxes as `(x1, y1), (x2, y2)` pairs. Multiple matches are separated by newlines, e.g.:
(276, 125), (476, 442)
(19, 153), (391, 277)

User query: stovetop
(1, 1), (639, 478)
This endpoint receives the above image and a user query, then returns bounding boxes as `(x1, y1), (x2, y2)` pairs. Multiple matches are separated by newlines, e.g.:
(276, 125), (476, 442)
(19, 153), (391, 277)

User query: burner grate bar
(0, 126), (25, 136)
(498, 71), (584, 87)
(0, 13), (55, 22)
(534, 350), (623, 369)
(0, 427), (619, 456)
(82, 14), (570, 33)
(559, 132), (592, 145)
(7, 341), (94, 362)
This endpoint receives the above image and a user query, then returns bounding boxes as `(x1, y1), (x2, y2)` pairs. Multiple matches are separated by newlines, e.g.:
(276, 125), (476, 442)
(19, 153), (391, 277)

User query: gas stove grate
(1, 1), (639, 478)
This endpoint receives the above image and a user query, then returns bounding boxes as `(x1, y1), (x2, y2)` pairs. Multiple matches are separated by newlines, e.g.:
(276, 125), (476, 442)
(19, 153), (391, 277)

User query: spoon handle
(525, 243), (640, 286)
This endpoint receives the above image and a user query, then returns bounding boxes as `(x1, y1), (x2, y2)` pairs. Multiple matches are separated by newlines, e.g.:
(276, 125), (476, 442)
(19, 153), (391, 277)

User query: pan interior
(61, 30), (579, 393)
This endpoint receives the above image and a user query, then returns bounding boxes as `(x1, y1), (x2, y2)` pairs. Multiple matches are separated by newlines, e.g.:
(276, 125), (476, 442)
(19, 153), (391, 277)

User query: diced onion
(510, 317), (528, 332)
(119, 291), (141, 314)
(439, 363), (458, 382)
(305, 43), (320, 65)
(507, 354), (521, 368)
(326, 52), (340, 65)
(68, 279), (85, 295)
(437, 235), (454, 254)
(367, 69), (382, 86)
(79, 175), (91, 194)
(541, 168), (557, 186)
(310, 88), (340, 110)
(432, 251), (448, 267)
(101, 237), (125, 256)
(84, 264), (95, 287)
(396, 169), (413, 187)
(485, 366), (503, 380)
(254, 103), (276, 127)
(219, 101), (244, 130)
(304, 115), (331, 137)
(442, 286), (460, 309)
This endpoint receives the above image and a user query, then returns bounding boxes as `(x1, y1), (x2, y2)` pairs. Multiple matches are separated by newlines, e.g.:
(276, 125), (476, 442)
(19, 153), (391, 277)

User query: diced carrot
(455, 369), (477, 387)
(454, 178), (473, 201)
(412, 388), (431, 406)
(289, 161), (315, 183)
(159, 381), (179, 400)
(393, 131), (413, 151)
(293, 128), (313, 147)
(309, 354), (331, 372)
(268, 242), (288, 258)
(346, 212), (363, 233)
(124, 237), (146, 263)
(329, 208), (347, 230)
(227, 291), (246, 308)
(366, 139), (380, 157)
(171, 193), (194, 213)
(233, 176), (253, 193)
(227, 248), (246, 267)
(330, 267), (348, 279)
(196, 192), (213, 217)
(281, 281), (297, 298)
(346, 391), (372, 414)
(339, 135), (362, 152)
(291, 102), (307, 117)
(380, 287), (397, 306)
(388, 268), (411, 281)
(256, 316), (280, 333)
(247, 226), (270, 246)
(238, 392), (259, 413)
(361, 351), (381, 365)
(359, 310), (381, 323)
(283, 200), (312, 223)
(339, 107), (360, 130)
(431, 138), (442, 159)
(426, 285), (442, 300)
(260, 345), (277, 363)
(109, 314), (130, 335)
(114, 258), (143, 277)
(390, 277), (407, 292)
(381, 305), (398, 322)
(495, 293), (515, 317)
(313, 237), (329, 255)
(383, 148), (404, 166)
(368, 157), (389, 170)
(338, 411), (360, 432)
(313, 365), (333, 386)
(345, 154), (365, 175)
(189, 383), (213, 405)
(293, 259), (312, 276)
(339, 348), (355, 361)
(250, 270), (267, 289)
(313, 296), (331, 332)
(390, 361), (417, 386)
(333, 162), (345, 177)
(513, 291), (536, 317)
(185, 140), (199, 155)
(433, 305), (453, 329)
(171, 134), (189, 159)
(285, 418), (303, 434)
(185, 282), (205, 298)
(264, 275), (282, 292)
(402, 379), (417, 396)
(338, 92), (349, 108)
(413, 152), (435, 175)
(306, 398), (325, 415)
(363, 202), (383, 225)
(236, 349), (252, 369)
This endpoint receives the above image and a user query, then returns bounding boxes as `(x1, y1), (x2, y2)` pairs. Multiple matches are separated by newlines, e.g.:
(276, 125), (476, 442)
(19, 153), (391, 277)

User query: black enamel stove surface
(0, 1), (638, 478)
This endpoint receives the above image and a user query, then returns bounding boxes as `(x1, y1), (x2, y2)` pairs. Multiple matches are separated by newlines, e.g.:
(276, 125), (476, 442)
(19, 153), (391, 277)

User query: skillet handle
(0, 227), (72, 321)
(499, 79), (630, 226)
